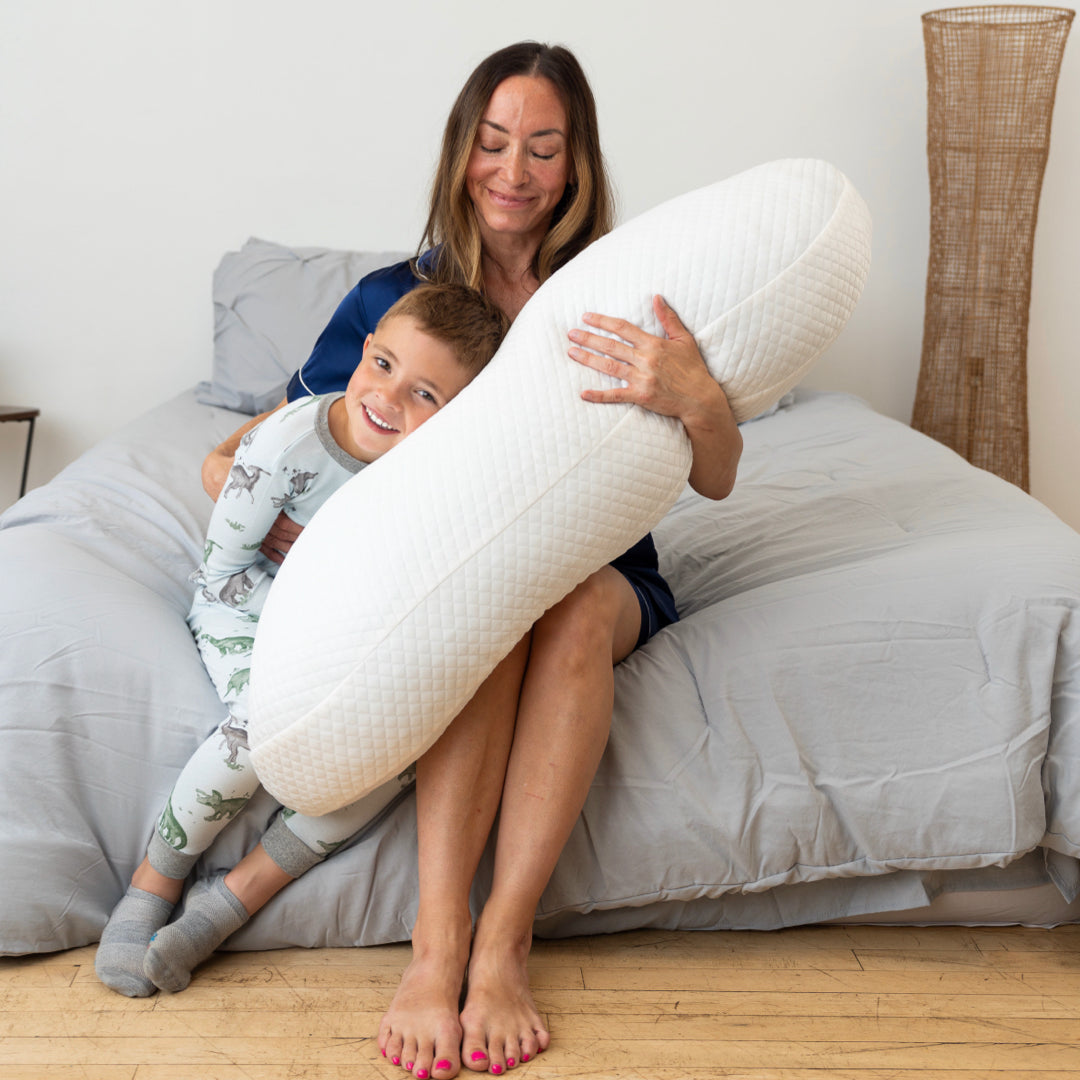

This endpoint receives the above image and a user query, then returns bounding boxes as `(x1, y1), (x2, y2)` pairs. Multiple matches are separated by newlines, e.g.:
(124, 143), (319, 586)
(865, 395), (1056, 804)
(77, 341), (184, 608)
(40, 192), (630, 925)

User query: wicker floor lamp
(912, 6), (1073, 491)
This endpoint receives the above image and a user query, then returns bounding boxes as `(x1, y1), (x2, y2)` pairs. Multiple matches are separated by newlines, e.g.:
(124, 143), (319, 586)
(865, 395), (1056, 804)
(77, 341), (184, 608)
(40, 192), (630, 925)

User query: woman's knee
(532, 569), (639, 663)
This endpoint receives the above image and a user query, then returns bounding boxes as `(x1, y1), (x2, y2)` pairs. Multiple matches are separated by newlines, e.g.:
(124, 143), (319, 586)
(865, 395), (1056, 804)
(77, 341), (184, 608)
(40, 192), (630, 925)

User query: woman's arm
(567, 295), (743, 499)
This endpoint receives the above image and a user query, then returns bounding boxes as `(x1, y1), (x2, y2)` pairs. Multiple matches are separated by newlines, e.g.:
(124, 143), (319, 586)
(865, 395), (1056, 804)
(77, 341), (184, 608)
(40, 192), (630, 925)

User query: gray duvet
(2, 386), (1079, 955)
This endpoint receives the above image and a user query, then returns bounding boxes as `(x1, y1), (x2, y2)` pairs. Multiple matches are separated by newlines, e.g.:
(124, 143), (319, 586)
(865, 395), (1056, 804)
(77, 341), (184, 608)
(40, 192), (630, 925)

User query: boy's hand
(260, 512), (304, 565)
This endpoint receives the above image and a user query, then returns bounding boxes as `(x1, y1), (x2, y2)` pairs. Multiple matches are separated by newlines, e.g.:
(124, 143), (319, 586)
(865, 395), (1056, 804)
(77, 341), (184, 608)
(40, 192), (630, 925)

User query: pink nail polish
(507, 1060), (516, 1069)
(491, 1067), (503, 1076)
(471, 1051), (488, 1062)
(417, 1071), (429, 1080)
(521, 1054), (530, 1062)
(435, 1062), (452, 1072)
(392, 1057), (401, 1066)
(406, 1063), (414, 1072)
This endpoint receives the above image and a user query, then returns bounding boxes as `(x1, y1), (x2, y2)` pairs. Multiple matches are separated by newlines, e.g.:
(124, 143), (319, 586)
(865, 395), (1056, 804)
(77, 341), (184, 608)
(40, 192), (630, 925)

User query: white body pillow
(248, 159), (872, 815)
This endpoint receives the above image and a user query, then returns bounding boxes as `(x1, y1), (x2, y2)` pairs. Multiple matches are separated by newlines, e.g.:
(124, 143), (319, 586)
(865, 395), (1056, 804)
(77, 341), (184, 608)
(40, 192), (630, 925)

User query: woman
(203, 42), (742, 1079)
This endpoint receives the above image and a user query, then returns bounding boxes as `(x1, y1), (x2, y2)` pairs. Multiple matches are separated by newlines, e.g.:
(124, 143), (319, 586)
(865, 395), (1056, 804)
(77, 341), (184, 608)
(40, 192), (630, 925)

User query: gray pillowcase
(198, 237), (409, 415)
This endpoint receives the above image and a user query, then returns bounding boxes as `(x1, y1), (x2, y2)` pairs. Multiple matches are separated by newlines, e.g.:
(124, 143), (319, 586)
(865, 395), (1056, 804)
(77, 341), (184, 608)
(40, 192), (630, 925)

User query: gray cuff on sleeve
(261, 813), (327, 879)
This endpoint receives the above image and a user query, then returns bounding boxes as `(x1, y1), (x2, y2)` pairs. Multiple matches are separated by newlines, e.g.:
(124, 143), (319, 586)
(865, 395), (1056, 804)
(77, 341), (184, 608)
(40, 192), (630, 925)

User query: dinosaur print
(203, 537), (223, 562)
(222, 463), (270, 502)
(224, 667), (250, 698)
(272, 468), (319, 509)
(219, 570), (255, 608)
(157, 798), (189, 851)
(199, 632), (256, 658)
(196, 788), (249, 822)
(219, 715), (249, 767)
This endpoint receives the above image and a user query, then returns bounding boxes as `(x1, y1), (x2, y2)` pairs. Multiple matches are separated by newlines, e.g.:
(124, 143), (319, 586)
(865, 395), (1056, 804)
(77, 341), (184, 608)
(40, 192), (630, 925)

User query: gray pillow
(198, 237), (410, 415)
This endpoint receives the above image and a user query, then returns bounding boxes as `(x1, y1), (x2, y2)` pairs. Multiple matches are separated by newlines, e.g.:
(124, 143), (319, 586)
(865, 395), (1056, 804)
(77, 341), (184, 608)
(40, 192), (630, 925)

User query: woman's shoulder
(350, 249), (441, 323)
(355, 252), (435, 303)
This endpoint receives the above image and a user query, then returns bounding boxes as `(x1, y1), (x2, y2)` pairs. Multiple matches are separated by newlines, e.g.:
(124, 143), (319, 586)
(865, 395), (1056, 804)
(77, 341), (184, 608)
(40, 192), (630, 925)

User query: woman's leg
(459, 567), (641, 1074)
(379, 635), (530, 1080)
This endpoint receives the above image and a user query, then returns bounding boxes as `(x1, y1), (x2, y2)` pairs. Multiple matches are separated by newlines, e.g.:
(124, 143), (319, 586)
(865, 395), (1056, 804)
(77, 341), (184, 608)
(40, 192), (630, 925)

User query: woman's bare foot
(379, 916), (471, 1079)
(460, 913), (550, 1073)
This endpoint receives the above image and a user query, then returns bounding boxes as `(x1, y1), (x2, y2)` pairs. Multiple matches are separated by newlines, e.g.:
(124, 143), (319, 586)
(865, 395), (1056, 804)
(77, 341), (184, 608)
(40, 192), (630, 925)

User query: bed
(3, 238), (1080, 957)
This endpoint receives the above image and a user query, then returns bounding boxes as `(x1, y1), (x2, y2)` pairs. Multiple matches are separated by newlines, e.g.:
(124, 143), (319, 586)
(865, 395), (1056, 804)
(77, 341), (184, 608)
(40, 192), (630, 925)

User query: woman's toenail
(417, 1071), (429, 1079)
(491, 1067), (503, 1076)
(435, 1061), (452, 1071)
(507, 1060), (516, 1069)
(471, 1051), (488, 1061)
(392, 1057), (400, 1066)
(521, 1055), (529, 1062)
(406, 1063), (414, 1071)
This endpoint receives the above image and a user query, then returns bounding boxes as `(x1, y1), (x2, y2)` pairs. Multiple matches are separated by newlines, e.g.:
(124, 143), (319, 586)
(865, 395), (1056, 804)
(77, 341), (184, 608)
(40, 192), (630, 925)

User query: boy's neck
(326, 396), (373, 464)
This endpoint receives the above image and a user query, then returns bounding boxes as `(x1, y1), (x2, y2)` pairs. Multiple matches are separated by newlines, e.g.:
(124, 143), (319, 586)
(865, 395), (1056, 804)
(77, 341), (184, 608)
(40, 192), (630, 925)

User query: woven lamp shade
(912, 6), (1073, 491)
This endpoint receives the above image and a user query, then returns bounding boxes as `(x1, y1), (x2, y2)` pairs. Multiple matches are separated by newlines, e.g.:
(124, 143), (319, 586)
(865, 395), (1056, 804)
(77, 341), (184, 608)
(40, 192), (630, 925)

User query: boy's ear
(362, 332), (374, 358)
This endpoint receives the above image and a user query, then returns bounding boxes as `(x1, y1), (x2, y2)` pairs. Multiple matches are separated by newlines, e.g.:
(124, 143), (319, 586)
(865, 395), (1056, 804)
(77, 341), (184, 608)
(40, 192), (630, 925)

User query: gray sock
(143, 875), (249, 992)
(95, 886), (175, 997)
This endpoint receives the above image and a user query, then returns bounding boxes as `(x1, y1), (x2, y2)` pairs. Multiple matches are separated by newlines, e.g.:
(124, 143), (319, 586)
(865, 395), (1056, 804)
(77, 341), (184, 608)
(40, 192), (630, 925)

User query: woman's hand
(567, 295), (743, 499)
(259, 511), (304, 565)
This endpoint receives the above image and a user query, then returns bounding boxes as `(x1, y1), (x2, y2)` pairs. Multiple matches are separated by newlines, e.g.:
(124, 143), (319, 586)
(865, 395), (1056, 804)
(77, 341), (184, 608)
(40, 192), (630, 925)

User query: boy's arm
(199, 412), (296, 590)
(202, 398), (288, 500)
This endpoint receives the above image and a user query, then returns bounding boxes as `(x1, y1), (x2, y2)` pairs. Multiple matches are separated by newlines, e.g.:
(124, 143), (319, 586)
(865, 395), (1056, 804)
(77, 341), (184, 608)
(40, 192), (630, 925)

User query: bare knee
(532, 568), (640, 667)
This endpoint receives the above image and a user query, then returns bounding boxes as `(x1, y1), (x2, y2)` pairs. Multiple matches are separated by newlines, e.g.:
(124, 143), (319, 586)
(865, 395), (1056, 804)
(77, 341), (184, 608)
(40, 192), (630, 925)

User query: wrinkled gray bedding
(2, 385), (1079, 955)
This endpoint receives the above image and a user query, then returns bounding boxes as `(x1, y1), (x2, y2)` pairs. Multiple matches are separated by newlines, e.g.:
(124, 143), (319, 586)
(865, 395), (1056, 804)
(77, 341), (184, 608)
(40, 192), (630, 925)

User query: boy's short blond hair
(377, 283), (510, 377)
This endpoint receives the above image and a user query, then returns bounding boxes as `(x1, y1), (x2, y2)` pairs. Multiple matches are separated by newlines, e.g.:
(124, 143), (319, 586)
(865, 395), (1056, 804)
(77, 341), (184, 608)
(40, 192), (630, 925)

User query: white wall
(1, 0), (1077, 527)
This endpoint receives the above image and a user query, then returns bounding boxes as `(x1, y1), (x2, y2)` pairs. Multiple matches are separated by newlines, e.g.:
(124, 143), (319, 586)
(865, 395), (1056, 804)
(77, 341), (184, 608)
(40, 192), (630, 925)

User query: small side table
(0, 406), (40, 498)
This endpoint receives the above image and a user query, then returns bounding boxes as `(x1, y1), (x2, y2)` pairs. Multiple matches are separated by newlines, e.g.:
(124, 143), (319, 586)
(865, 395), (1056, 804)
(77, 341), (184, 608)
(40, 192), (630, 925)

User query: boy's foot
(94, 886), (176, 997)
(459, 918), (549, 1074)
(378, 922), (470, 1079)
(143, 875), (248, 992)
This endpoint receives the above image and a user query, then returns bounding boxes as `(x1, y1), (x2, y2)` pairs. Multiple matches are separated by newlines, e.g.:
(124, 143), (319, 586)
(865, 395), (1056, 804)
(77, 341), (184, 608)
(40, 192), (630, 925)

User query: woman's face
(466, 75), (574, 252)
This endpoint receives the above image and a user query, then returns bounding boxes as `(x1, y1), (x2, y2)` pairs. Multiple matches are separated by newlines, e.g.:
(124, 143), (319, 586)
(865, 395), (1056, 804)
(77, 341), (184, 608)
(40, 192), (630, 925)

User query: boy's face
(340, 314), (474, 463)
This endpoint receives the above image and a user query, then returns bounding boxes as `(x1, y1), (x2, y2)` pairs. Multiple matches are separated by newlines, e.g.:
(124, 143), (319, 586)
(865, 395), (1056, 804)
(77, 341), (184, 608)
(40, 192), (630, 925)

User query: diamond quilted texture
(247, 159), (872, 815)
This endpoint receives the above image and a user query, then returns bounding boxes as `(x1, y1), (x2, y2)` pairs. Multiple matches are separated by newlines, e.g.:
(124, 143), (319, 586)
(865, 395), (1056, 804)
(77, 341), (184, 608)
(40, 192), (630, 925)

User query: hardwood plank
(548, 1039), (1080, 1071)
(7, 984), (1080, 1018)
(7, 1007), (1076, 1044)
(580, 964), (1042, 993)
(67, 958), (584, 992)
(555, 1012), (1079, 1043)
(855, 948), (1080, 973)
(124, 1071), (1080, 1080)
(4, 1035), (1079, 1071)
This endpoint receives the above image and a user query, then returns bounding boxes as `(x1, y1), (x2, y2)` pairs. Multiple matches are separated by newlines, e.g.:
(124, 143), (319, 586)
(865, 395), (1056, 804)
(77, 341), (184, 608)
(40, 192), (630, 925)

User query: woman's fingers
(651, 294), (692, 341)
(569, 295), (709, 413)
(259, 511), (304, 565)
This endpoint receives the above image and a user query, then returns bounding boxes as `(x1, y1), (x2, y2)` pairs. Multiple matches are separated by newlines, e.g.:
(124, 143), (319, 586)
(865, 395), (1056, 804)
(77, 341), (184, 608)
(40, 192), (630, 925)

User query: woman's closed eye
(479, 143), (559, 161)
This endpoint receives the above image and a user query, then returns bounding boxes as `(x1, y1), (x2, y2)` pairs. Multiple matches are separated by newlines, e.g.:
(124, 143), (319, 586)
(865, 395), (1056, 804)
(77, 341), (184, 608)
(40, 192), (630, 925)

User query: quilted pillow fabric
(248, 159), (872, 815)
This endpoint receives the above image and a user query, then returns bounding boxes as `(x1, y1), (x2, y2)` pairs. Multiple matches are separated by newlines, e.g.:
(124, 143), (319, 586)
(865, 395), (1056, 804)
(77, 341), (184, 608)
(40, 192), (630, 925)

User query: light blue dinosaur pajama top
(150, 393), (409, 880)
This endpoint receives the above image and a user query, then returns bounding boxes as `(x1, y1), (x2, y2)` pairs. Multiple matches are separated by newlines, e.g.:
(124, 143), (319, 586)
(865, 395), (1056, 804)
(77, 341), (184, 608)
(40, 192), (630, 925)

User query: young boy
(96, 283), (508, 997)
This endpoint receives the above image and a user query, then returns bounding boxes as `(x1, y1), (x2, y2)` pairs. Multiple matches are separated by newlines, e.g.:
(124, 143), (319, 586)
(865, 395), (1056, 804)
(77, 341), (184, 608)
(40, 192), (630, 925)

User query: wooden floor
(2, 924), (1080, 1078)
